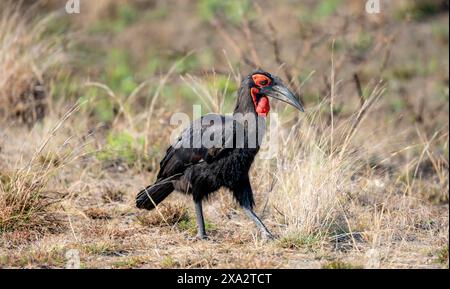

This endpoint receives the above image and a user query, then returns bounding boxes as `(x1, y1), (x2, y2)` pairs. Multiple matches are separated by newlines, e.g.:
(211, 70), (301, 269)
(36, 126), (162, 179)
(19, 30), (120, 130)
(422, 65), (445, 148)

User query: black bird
(136, 70), (304, 239)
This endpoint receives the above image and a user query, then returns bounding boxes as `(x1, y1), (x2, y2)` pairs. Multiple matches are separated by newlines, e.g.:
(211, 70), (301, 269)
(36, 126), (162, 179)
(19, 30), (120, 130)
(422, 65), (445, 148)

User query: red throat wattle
(251, 87), (270, 117)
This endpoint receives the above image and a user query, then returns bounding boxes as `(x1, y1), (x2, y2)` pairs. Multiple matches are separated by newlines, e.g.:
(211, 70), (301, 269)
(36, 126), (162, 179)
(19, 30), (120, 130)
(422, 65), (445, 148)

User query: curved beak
(260, 84), (304, 112)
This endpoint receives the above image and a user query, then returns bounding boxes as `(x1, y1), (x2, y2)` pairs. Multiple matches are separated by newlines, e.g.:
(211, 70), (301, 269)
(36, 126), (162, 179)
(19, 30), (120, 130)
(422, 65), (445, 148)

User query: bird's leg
(194, 200), (208, 239)
(243, 206), (275, 240)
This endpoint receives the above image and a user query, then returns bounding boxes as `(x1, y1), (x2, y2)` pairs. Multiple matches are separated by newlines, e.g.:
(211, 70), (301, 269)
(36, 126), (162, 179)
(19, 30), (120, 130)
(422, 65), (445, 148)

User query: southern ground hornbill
(136, 70), (304, 239)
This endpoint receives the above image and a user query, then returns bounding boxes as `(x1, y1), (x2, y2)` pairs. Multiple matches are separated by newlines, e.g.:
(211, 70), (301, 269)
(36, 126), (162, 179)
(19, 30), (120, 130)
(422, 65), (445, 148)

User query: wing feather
(157, 114), (238, 180)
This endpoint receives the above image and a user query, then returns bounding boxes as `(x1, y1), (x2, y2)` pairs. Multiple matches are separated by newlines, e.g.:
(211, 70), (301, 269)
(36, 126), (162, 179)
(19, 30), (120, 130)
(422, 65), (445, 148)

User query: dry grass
(0, 169), (58, 233)
(0, 2), (63, 125)
(0, 111), (81, 236)
(137, 202), (189, 227)
(268, 114), (359, 238)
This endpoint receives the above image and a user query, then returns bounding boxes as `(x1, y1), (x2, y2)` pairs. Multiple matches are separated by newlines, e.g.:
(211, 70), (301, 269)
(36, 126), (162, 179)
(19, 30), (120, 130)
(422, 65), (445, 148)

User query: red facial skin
(251, 74), (271, 117)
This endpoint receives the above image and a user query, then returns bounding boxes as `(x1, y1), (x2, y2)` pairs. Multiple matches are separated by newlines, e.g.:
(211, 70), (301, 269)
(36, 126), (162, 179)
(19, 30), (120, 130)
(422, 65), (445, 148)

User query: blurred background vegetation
(18, 0), (448, 120)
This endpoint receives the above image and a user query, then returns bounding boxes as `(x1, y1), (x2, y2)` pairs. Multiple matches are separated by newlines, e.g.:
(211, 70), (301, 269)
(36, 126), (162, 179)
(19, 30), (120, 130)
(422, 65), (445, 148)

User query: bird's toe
(197, 234), (209, 240)
(262, 232), (276, 241)
(187, 234), (210, 242)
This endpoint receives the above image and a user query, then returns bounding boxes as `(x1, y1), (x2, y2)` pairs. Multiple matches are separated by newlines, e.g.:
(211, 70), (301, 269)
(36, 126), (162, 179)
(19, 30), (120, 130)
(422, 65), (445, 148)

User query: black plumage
(136, 70), (304, 239)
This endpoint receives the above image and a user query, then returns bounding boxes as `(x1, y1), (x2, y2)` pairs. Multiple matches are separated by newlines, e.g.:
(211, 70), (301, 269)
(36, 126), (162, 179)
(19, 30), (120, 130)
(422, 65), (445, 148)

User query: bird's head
(248, 70), (304, 117)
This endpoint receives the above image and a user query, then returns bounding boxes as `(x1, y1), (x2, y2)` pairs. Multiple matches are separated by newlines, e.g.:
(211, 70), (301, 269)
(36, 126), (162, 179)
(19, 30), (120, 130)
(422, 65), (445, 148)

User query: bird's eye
(252, 74), (271, 87)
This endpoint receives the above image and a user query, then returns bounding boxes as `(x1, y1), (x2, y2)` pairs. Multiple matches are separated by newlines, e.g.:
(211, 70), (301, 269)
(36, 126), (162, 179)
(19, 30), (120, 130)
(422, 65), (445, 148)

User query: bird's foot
(187, 234), (209, 241)
(261, 231), (276, 242)
(197, 233), (209, 240)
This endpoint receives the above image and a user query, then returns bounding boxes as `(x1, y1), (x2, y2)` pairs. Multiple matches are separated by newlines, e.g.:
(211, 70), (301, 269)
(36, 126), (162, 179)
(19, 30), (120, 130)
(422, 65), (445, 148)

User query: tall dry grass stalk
(0, 101), (85, 234)
(181, 72), (233, 114)
(0, 2), (63, 124)
(0, 1), (66, 233)
(0, 168), (57, 233)
(269, 85), (384, 238)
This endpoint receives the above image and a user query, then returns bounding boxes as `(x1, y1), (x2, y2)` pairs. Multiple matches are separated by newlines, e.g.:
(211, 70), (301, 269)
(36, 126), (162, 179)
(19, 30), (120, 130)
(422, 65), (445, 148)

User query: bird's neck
(232, 85), (267, 148)
(233, 84), (264, 117)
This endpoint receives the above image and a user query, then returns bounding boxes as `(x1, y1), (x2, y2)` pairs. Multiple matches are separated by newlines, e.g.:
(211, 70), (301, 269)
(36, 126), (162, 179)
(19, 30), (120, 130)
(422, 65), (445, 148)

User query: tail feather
(136, 181), (174, 210)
